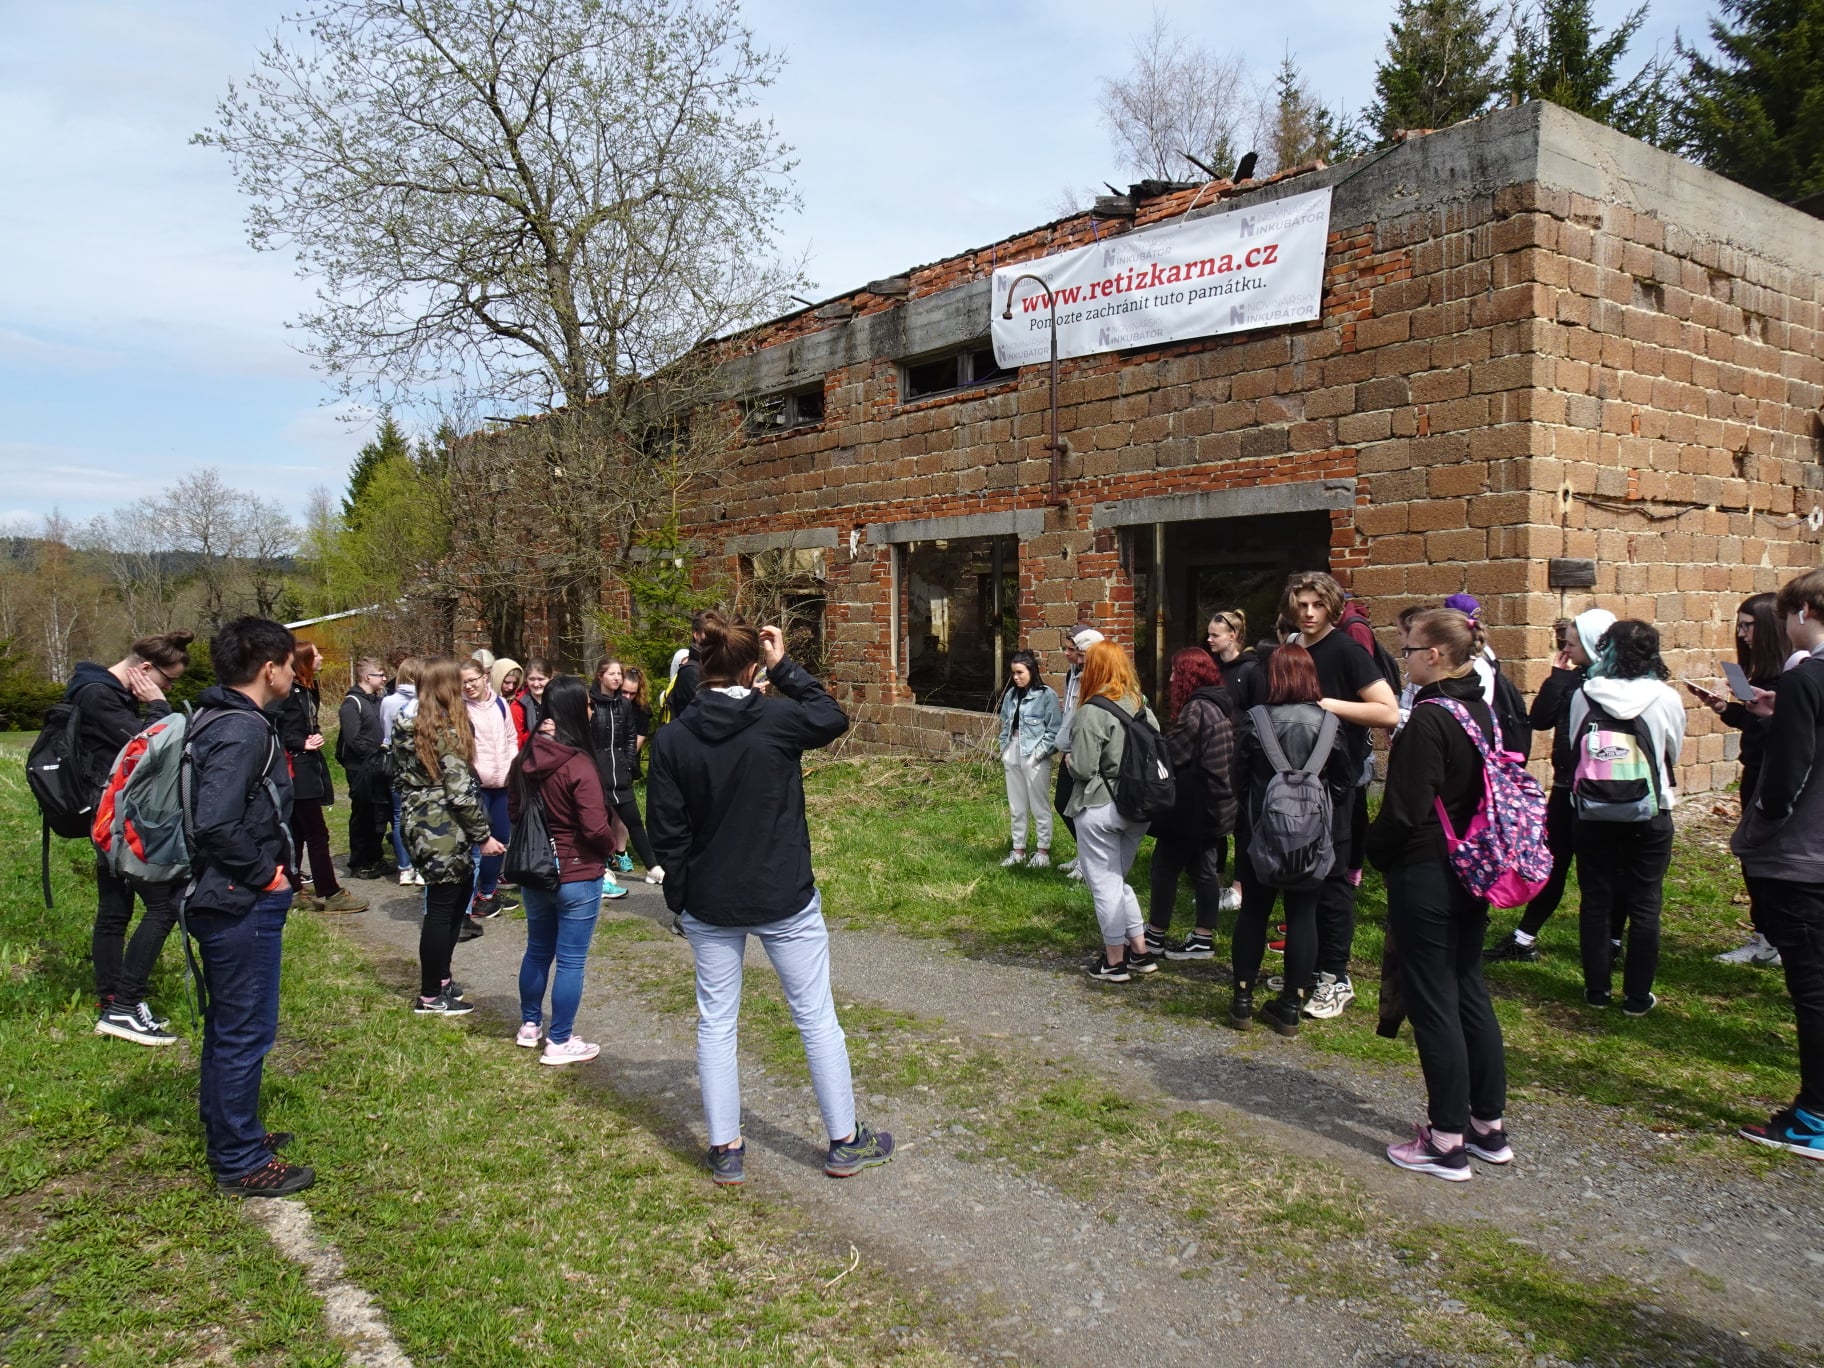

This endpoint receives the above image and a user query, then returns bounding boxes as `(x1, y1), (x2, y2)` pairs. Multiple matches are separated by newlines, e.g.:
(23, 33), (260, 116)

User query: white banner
(990, 186), (1332, 367)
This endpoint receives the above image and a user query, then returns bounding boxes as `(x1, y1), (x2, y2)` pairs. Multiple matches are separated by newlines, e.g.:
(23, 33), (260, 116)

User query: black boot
(1229, 982), (1254, 1031)
(1260, 989), (1303, 1037)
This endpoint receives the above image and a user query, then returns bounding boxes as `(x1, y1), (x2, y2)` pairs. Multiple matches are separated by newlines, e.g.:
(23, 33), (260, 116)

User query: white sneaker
(1000, 850), (1027, 867)
(1027, 850), (1051, 869)
(399, 869), (416, 886)
(644, 865), (665, 886)
(516, 1022), (542, 1048)
(1066, 863), (1087, 882)
(1058, 857), (1079, 875)
(540, 1036), (601, 1066)
(1303, 972), (1345, 1020)
(1332, 975), (1356, 1011)
(1716, 933), (1782, 967)
(1219, 887), (1242, 913)
(411, 869), (426, 886)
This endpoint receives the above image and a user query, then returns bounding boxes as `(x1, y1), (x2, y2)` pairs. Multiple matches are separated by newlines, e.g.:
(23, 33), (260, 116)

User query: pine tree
(1674, 0), (1824, 203)
(1507, 0), (1673, 144)
(1367, 0), (1503, 145)
(1268, 53), (1350, 171)
(343, 411), (412, 522)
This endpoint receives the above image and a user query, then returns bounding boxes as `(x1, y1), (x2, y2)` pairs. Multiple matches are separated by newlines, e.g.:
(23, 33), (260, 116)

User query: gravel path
(327, 874), (1822, 1366)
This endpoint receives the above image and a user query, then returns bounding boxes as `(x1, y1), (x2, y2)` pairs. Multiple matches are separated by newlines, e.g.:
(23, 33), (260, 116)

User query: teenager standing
(514, 658), (551, 744)
(647, 614), (891, 1186)
(185, 617), (311, 1195)
(460, 657), (520, 918)
(590, 659), (661, 887)
(336, 657), (390, 880)
(1732, 569), (1824, 1159)
(996, 650), (1062, 868)
(272, 645), (367, 914)
(1052, 625), (1101, 880)
(68, 630), (194, 1045)
(1367, 609), (1510, 1182)
(1145, 647), (1235, 961)
(1203, 610), (1255, 911)
(509, 675), (616, 1064)
(1712, 593), (1792, 967)
(1569, 620), (1687, 1015)
(395, 657), (505, 1014)
(1067, 640), (1161, 983)
(380, 657), (422, 887)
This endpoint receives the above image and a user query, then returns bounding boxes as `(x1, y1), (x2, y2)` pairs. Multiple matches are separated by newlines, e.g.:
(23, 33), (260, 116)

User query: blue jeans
(389, 789), (412, 872)
(518, 877), (603, 1044)
(188, 889), (291, 1179)
(471, 787), (510, 897)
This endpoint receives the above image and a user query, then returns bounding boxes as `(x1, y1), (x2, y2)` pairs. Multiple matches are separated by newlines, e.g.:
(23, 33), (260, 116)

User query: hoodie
(645, 656), (848, 926)
(1731, 648), (1824, 882)
(1529, 609), (1617, 788)
(464, 684), (519, 789)
(63, 661), (171, 803)
(379, 681), (415, 745)
(1567, 675), (1686, 811)
(508, 734), (617, 883)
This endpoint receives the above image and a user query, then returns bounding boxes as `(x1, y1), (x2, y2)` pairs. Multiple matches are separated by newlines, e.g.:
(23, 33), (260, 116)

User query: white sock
(1431, 1129), (1464, 1151)
(1472, 1116), (1503, 1135)
(1513, 930), (1537, 947)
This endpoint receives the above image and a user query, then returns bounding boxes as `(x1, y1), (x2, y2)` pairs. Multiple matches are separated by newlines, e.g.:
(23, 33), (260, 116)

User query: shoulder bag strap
(1248, 705), (1295, 775)
(1301, 709), (1342, 775)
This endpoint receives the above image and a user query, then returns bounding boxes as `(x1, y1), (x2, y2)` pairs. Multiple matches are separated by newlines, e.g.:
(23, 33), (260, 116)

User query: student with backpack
(460, 656), (521, 919)
(1144, 647), (1236, 961)
(1067, 640), (1168, 983)
(1230, 643), (1344, 1032)
(995, 650), (1063, 869)
(395, 656), (506, 1014)
(508, 675), (617, 1064)
(1367, 608), (1516, 1182)
(184, 616), (312, 1196)
(1731, 568), (1824, 1159)
(336, 657), (390, 881)
(646, 614), (892, 1187)
(589, 658), (658, 890)
(1485, 608), (1617, 964)
(50, 631), (195, 1045)
(380, 656), (423, 887)
(271, 645), (368, 914)
(1569, 620), (1687, 1015)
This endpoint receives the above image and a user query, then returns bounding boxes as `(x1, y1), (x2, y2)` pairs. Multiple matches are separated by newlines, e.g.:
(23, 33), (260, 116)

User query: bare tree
(197, 0), (804, 666)
(157, 470), (297, 625)
(80, 498), (181, 636)
(1099, 9), (1260, 180)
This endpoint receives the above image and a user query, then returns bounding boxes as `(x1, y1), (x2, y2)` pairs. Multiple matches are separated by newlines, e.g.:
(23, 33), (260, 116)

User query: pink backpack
(1418, 696), (1552, 909)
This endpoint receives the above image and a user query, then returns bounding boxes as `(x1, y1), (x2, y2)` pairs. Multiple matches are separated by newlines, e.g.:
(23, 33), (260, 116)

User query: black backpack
(25, 696), (95, 907)
(1086, 697), (1177, 823)
(1489, 666), (1535, 758)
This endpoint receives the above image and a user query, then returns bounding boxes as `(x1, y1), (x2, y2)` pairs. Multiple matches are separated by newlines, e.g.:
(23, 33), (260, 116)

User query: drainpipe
(1000, 274), (1070, 508)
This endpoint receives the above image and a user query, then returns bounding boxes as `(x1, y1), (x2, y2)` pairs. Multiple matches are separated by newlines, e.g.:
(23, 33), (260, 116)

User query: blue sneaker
(601, 879), (629, 902)
(1738, 1107), (1824, 1161)
(824, 1122), (894, 1177)
(707, 1142), (745, 1186)
(611, 851), (635, 875)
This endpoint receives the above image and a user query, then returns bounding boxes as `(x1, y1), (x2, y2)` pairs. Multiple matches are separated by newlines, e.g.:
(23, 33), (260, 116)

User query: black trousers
(92, 861), (179, 1005)
(420, 869), (476, 997)
(611, 792), (658, 870)
(1747, 876), (1824, 1115)
(1314, 786), (1366, 978)
(1516, 786), (1575, 937)
(1386, 858), (1505, 1134)
(1053, 759), (1077, 842)
(348, 792), (386, 871)
(1147, 833), (1226, 935)
(1231, 849), (1320, 995)
(1575, 813), (1673, 1002)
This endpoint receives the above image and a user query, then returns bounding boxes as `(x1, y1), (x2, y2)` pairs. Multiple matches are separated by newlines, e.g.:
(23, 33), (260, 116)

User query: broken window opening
(743, 386), (826, 436)
(902, 535), (1018, 712)
(901, 346), (1015, 402)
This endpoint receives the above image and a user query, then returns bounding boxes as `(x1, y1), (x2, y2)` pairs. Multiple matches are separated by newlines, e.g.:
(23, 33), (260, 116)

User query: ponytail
(698, 610), (762, 687)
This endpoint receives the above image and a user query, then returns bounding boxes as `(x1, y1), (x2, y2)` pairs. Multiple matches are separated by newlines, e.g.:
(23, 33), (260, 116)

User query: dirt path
(328, 875), (1822, 1366)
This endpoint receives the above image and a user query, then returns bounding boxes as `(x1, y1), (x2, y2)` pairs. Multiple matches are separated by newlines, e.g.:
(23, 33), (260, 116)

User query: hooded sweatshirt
(1566, 672), (1686, 811)
(1530, 608), (1617, 789)
(380, 681), (415, 745)
(63, 660), (171, 802)
(464, 682), (519, 789)
(1731, 646), (1824, 882)
(507, 733), (617, 883)
(645, 656), (848, 926)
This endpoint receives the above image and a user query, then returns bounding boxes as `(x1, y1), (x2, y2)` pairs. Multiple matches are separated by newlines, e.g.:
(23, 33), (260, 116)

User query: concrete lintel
(723, 527), (840, 556)
(866, 507), (1045, 545)
(1091, 478), (1356, 529)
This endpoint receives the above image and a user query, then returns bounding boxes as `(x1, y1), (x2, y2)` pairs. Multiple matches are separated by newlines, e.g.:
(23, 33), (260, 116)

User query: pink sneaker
(539, 1036), (600, 1066)
(1385, 1124), (1471, 1181)
(1346, 867), (1364, 888)
(515, 1022), (541, 1049)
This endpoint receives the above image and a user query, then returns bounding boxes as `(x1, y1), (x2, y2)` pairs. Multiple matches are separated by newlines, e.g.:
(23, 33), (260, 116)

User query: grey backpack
(1245, 706), (1341, 890)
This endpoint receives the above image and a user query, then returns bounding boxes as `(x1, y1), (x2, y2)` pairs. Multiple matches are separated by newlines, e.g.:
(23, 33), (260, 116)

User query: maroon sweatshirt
(506, 735), (617, 883)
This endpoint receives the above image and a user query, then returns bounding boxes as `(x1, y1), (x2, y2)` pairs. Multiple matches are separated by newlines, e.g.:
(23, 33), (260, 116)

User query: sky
(0, 0), (1716, 528)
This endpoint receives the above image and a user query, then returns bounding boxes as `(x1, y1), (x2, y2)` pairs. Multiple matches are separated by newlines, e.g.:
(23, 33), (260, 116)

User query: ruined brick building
(469, 101), (1824, 794)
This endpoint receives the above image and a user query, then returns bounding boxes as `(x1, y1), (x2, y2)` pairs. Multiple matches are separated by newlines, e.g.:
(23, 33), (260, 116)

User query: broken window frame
(900, 345), (1016, 402)
(899, 534), (1019, 713)
(742, 384), (826, 436)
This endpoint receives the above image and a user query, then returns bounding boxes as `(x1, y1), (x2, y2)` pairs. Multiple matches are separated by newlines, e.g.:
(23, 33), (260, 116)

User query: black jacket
(646, 657), (847, 926)
(186, 685), (295, 916)
(337, 686), (385, 766)
(1365, 674), (1494, 871)
(267, 682), (333, 804)
(1720, 700), (1772, 803)
(588, 688), (642, 799)
(64, 661), (170, 803)
(1529, 665), (1586, 790)
(1219, 650), (1262, 713)
(669, 656), (701, 720)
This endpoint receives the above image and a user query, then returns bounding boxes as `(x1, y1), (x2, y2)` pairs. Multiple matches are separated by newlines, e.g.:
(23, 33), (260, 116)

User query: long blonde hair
(1079, 639), (1142, 706)
(413, 656), (475, 780)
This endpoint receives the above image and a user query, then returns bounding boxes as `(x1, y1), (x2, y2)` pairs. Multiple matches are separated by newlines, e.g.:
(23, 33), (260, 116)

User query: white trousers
(1076, 800), (1148, 947)
(1002, 743), (1053, 851)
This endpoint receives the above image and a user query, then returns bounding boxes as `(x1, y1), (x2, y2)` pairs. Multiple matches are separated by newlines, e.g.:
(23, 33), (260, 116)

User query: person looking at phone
(1485, 607), (1614, 965)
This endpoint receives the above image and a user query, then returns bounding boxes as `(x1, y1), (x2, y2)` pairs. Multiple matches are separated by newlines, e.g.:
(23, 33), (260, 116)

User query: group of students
(994, 568), (1824, 1175)
(58, 609), (893, 1195)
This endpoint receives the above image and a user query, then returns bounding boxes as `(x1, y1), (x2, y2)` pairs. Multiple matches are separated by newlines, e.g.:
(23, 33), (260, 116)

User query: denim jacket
(997, 683), (1062, 759)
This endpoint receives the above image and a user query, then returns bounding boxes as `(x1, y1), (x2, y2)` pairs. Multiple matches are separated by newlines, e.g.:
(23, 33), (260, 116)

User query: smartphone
(1681, 678), (1721, 703)
(1721, 661), (1756, 702)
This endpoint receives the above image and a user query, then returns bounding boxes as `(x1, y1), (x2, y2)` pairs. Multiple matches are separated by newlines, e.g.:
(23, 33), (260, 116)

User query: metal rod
(1000, 274), (1069, 508)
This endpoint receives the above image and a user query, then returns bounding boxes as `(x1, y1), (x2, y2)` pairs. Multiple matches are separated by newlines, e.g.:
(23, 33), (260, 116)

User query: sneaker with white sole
(540, 1036), (601, 1066)
(1085, 954), (1131, 983)
(1027, 850), (1051, 869)
(1738, 1106), (1824, 1161)
(1331, 975), (1356, 1012)
(1386, 1124), (1472, 1181)
(413, 991), (473, 1016)
(1715, 933), (1782, 967)
(1164, 933), (1215, 961)
(398, 868), (417, 886)
(1058, 857), (1078, 876)
(515, 1022), (542, 1048)
(601, 879), (629, 902)
(1219, 887), (1242, 913)
(1303, 972), (1346, 1020)
(411, 869), (426, 886)
(1466, 1122), (1514, 1164)
(95, 1001), (177, 1047)
(1000, 850), (1027, 868)
(645, 865), (665, 885)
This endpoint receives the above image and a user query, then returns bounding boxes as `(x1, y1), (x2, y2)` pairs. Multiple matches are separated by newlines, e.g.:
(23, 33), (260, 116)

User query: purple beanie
(1443, 593), (1481, 618)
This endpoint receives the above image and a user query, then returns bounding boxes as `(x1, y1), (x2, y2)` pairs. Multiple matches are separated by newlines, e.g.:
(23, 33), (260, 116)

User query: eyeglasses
(1399, 645), (1435, 657)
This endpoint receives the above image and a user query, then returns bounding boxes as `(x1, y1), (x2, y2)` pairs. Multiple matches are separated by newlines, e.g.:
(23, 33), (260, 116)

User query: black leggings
(92, 863), (180, 1005)
(1575, 813), (1673, 1002)
(1516, 787), (1575, 937)
(420, 869), (476, 997)
(290, 798), (341, 897)
(1147, 833), (1225, 935)
(611, 792), (658, 870)
(1231, 852), (1320, 995)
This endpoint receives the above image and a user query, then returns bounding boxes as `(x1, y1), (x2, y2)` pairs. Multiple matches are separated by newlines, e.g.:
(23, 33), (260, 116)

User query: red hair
(1266, 643), (1321, 705)
(1168, 647), (1222, 722)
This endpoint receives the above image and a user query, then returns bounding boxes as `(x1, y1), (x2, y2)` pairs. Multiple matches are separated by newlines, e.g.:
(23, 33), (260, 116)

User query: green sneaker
(824, 1121), (895, 1178)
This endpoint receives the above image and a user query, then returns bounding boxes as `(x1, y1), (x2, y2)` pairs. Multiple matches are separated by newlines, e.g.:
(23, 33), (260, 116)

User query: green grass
(0, 739), (961, 1367)
(806, 756), (1802, 1140)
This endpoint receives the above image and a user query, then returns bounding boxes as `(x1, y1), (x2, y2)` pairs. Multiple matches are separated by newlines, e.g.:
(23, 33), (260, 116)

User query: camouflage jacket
(389, 701), (492, 883)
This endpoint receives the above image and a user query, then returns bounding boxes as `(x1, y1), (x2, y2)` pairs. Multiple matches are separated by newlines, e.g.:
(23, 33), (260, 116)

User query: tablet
(1721, 661), (1756, 702)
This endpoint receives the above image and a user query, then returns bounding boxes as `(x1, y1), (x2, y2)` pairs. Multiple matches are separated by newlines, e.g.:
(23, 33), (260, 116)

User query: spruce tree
(1367, 0), (1503, 145)
(1507, 0), (1673, 143)
(1674, 0), (1824, 203)
(343, 412), (411, 522)
(1269, 53), (1353, 170)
